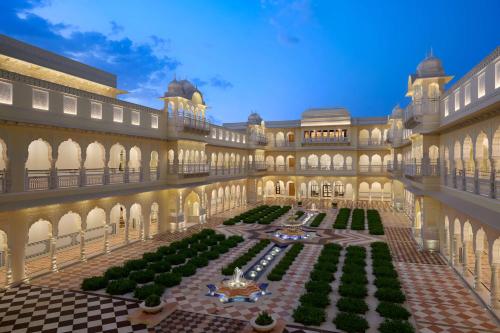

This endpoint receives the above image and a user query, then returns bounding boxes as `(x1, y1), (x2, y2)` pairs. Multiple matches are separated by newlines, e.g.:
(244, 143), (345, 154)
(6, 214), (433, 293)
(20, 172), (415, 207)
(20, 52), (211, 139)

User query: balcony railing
(298, 165), (353, 172)
(358, 164), (387, 173)
(358, 138), (384, 146)
(209, 166), (246, 176)
(302, 137), (349, 144)
(250, 135), (268, 145)
(403, 159), (440, 177)
(24, 167), (157, 191)
(443, 167), (498, 200)
(169, 111), (210, 133)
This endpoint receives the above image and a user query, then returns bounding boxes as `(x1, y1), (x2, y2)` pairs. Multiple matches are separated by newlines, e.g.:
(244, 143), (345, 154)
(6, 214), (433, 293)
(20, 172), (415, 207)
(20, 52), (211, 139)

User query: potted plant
(250, 311), (277, 332)
(139, 294), (164, 314)
(297, 201), (302, 207)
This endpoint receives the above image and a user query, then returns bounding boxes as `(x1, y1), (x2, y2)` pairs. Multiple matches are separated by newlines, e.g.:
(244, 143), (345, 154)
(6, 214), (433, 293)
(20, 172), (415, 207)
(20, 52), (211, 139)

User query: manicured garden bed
(350, 208), (365, 230)
(367, 209), (384, 235)
(221, 239), (271, 275)
(267, 243), (304, 281)
(371, 241), (414, 332)
(222, 205), (291, 225)
(333, 208), (351, 229)
(81, 229), (244, 300)
(293, 243), (342, 326)
(309, 213), (326, 227)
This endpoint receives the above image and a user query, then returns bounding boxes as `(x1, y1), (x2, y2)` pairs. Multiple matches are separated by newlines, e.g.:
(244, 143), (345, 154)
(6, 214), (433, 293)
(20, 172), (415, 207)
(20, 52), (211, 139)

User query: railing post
(104, 166), (110, 185)
(473, 160), (479, 194)
(491, 160), (496, 199)
(51, 167), (57, 189)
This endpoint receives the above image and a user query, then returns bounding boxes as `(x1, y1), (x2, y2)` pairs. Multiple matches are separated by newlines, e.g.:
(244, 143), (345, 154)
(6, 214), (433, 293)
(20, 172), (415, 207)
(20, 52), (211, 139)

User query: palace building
(0, 33), (499, 317)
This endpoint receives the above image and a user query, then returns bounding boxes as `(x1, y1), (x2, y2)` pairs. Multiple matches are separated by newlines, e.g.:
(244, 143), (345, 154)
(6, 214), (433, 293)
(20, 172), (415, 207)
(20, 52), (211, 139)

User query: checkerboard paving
(0, 284), (147, 333)
(151, 310), (247, 333)
(397, 261), (500, 332)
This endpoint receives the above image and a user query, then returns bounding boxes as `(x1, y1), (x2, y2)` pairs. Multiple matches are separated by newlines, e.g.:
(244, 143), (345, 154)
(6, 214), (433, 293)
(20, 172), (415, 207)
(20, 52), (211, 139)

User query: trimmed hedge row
(334, 245), (369, 332)
(267, 243), (304, 281)
(223, 205), (291, 225)
(82, 229), (244, 300)
(309, 213), (326, 227)
(293, 243), (342, 326)
(371, 242), (414, 333)
(367, 209), (384, 235)
(333, 208), (351, 229)
(350, 208), (365, 230)
(221, 239), (271, 275)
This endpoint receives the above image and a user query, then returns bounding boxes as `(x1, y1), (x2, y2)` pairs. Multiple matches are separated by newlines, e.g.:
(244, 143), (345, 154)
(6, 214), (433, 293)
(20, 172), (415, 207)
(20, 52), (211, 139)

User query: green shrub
(309, 213), (326, 227)
(336, 297), (369, 314)
(123, 259), (148, 272)
(192, 242), (208, 252)
(334, 312), (369, 333)
(351, 208), (365, 230)
(81, 276), (108, 291)
(292, 305), (325, 326)
(144, 294), (161, 307)
(106, 278), (136, 295)
(204, 250), (219, 260)
(129, 269), (155, 284)
(156, 245), (175, 256)
(148, 260), (171, 273)
(155, 272), (182, 287)
(374, 277), (401, 289)
(133, 283), (165, 300)
(375, 288), (406, 303)
(305, 280), (332, 294)
(372, 265), (398, 278)
(376, 302), (411, 320)
(104, 266), (128, 280)
(338, 284), (367, 298)
(173, 263), (197, 277)
(333, 208), (351, 229)
(309, 269), (334, 282)
(379, 319), (415, 333)
(142, 252), (163, 262)
(165, 253), (187, 266)
(341, 273), (368, 285)
(266, 243), (303, 280)
(190, 256), (209, 268)
(299, 292), (330, 308)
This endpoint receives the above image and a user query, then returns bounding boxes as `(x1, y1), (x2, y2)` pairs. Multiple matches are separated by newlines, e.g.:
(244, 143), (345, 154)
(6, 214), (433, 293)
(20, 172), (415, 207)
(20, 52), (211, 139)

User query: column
(490, 158), (496, 199)
(452, 235), (460, 266)
(474, 250), (484, 292)
(80, 148), (86, 187)
(125, 218), (130, 244)
(491, 264), (500, 310)
(6, 248), (12, 285)
(103, 222), (110, 253)
(50, 236), (58, 272)
(462, 241), (470, 276)
(140, 215), (145, 241)
(79, 230), (86, 262)
(473, 159), (479, 194)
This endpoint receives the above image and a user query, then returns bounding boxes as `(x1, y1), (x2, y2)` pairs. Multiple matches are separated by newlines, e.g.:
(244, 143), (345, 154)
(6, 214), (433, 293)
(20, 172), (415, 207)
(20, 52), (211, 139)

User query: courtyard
(0, 201), (497, 333)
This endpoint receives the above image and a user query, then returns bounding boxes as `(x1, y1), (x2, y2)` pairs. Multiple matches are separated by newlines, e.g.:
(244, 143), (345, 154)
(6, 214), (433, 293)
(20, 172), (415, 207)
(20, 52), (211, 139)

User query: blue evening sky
(1, 1), (499, 123)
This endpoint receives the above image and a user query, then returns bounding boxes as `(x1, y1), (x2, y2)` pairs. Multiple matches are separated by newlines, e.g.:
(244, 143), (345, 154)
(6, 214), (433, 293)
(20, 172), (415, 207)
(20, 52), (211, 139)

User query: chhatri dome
(163, 77), (205, 104)
(248, 112), (263, 125)
(416, 50), (445, 77)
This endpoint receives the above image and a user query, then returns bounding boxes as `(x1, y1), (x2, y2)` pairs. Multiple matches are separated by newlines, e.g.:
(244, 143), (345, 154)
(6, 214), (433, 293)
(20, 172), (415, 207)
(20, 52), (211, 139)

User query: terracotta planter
(139, 300), (164, 314)
(250, 315), (277, 332)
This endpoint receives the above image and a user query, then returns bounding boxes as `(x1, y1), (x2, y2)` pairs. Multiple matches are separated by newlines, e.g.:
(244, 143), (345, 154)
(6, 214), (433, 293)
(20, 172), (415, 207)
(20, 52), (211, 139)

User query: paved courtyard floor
(0, 202), (498, 332)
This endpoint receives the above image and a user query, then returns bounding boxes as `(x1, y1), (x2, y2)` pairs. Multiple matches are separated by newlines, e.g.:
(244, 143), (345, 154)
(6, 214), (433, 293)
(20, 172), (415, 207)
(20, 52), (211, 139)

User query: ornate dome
(163, 78), (204, 104)
(248, 112), (263, 125)
(391, 105), (403, 117)
(416, 54), (445, 77)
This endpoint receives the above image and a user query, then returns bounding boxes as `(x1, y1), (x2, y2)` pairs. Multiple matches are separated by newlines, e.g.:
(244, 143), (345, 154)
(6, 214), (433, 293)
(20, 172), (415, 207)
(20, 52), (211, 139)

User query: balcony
(358, 164), (388, 174)
(250, 135), (267, 146)
(298, 165), (353, 173)
(358, 138), (384, 147)
(403, 159), (440, 178)
(169, 111), (210, 134)
(24, 167), (156, 191)
(443, 167), (498, 200)
(209, 166), (245, 177)
(250, 162), (267, 172)
(302, 137), (349, 145)
(168, 163), (209, 177)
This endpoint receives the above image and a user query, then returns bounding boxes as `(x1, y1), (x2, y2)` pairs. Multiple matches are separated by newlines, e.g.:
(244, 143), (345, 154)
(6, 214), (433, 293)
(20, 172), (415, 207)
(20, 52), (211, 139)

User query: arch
(108, 143), (126, 171)
(371, 182), (382, 200)
(55, 139), (81, 169)
(85, 207), (106, 255)
(25, 219), (53, 275)
(371, 154), (382, 172)
(128, 146), (141, 170)
(265, 156), (275, 170)
(492, 238), (500, 265)
(345, 183), (353, 199)
(333, 154), (344, 169)
(224, 186), (230, 211)
(429, 145), (439, 162)
(444, 216), (451, 259)
(56, 212), (82, 265)
(475, 132), (489, 173)
(320, 154), (331, 170)
(275, 132), (285, 146)
(0, 138), (8, 170)
(217, 187), (224, 213)
(265, 180), (274, 196)
(184, 192), (201, 224)
(84, 142), (105, 169)
(359, 129), (369, 144)
(286, 181), (295, 196)
(150, 151), (159, 168)
(454, 140), (462, 169)
(300, 156), (306, 169)
(345, 156), (353, 170)
(463, 136), (474, 172)
(26, 139), (52, 170)
(359, 154), (369, 172)
(129, 203), (143, 240)
(299, 183), (307, 198)
(307, 154), (318, 169)
(371, 128), (381, 144)
(287, 155), (295, 169)
(359, 182), (369, 200)
(276, 155), (285, 170)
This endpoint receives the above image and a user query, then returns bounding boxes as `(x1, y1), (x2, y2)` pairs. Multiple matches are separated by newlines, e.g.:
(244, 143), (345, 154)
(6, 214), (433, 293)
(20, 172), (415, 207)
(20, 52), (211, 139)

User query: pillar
(103, 222), (110, 253)
(125, 218), (130, 244)
(140, 215), (145, 241)
(50, 236), (58, 272)
(79, 230), (86, 262)
(491, 264), (500, 310)
(462, 241), (470, 276)
(474, 250), (484, 292)
(452, 235), (460, 266)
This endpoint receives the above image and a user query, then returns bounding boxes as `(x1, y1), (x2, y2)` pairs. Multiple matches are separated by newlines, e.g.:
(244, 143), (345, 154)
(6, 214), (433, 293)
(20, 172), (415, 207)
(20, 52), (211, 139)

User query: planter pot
(139, 300), (164, 314)
(250, 316), (277, 332)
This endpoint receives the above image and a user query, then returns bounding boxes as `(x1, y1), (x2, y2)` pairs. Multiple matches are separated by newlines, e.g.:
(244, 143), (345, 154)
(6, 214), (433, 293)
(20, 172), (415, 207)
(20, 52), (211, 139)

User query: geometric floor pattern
(381, 212), (500, 333)
(0, 284), (147, 333)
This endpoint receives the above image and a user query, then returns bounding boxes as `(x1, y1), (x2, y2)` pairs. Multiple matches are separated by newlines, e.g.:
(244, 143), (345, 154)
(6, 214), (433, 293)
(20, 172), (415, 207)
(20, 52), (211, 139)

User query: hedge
(292, 305), (326, 326)
(379, 319), (415, 333)
(309, 213), (326, 227)
(81, 276), (108, 291)
(221, 239), (270, 275)
(333, 208), (351, 229)
(333, 312), (369, 333)
(350, 208), (365, 230)
(106, 278), (136, 295)
(376, 302), (411, 320)
(367, 209), (384, 235)
(133, 283), (165, 300)
(337, 297), (369, 314)
(267, 243), (304, 281)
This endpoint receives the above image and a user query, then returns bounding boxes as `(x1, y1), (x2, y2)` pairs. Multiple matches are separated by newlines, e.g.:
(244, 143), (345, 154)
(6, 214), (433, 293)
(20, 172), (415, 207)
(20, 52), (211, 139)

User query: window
(444, 98), (449, 117)
(63, 95), (77, 115)
(131, 110), (140, 125)
(33, 89), (49, 110)
(477, 72), (486, 98)
(310, 184), (319, 197)
(464, 84), (471, 106)
(151, 114), (158, 129)
(322, 184), (332, 197)
(275, 183), (280, 195)
(496, 61), (500, 89)
(113, 106), (123, 123)
(454, 90), (460, 111)
(90, 101), (102, 119)
(0, 81), (13, 105)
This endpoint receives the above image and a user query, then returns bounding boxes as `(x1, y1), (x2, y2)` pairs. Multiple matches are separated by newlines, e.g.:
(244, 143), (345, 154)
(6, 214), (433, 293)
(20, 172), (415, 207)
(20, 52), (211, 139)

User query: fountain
(273, 211), (315, 241)
(207, 267), (269, 303)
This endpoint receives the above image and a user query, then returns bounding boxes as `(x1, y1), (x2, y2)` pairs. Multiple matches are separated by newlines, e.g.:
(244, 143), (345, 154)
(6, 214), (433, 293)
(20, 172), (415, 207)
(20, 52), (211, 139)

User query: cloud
(277, 32), (300, 45)
(210, 75), (233, 90)
(0, 0), (180, 109)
